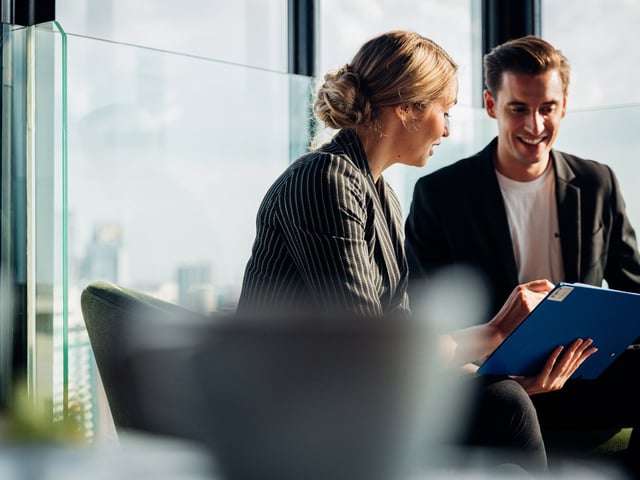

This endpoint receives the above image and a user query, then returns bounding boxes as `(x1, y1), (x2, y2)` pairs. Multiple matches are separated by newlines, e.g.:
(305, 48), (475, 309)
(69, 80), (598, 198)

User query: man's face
(484, 69), (567, 180)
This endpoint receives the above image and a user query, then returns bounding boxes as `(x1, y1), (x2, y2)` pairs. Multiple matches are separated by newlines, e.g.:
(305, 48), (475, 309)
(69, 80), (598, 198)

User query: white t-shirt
(496, 165), (565, 284)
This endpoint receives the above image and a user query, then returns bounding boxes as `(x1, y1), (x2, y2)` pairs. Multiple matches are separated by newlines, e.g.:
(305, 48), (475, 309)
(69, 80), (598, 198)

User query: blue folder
(478, 282), (640, 380)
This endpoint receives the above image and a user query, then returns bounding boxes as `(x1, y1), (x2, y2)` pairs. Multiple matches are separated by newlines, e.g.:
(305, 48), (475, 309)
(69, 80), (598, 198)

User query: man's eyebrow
(505, 100), (559, 106)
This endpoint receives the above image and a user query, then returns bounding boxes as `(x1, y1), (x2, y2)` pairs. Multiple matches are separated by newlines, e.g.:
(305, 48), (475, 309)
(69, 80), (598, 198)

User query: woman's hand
(442, 279), (555, 368)
(487, 279), (555, 347)
(514, 338), (598, 395)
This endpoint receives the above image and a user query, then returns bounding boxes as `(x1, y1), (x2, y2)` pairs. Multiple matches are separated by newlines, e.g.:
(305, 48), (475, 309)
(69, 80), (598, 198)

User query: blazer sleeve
(277, 156), (385, 317)
(603, 166), (640, 292)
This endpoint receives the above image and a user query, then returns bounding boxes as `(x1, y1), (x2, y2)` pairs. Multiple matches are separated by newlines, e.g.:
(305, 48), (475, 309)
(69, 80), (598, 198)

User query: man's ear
(483, 90), (497, 119)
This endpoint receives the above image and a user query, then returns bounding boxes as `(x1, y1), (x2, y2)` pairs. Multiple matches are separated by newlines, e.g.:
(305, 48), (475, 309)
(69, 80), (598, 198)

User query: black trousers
(532, 348), (640, 476)
(450, 351), (640, 475)
(460, 375), (548, 473)
(532, 349), (640, 430)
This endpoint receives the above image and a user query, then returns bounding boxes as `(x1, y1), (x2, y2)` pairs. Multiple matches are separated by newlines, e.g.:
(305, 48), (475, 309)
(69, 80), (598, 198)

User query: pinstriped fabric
(237, 129), (410, 318)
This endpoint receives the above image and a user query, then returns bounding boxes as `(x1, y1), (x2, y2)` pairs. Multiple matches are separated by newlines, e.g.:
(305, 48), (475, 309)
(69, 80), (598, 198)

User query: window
(542, 0), (640, 109)
(56, 0), (288, 71)
(319, 0), (479, 108)
(541, 0), (640, 245)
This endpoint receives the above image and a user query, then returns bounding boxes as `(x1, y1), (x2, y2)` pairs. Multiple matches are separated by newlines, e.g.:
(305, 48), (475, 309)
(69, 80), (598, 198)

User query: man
(406, 35), (640, 315)
(404, 35), (640, 472)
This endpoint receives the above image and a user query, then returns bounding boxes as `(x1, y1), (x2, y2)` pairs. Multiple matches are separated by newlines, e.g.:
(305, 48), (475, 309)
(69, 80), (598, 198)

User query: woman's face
(396, 81), (457, 168)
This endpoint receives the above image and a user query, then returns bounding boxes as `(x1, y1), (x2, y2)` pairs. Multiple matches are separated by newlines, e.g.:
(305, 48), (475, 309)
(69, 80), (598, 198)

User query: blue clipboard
(478, 282), (640, 380)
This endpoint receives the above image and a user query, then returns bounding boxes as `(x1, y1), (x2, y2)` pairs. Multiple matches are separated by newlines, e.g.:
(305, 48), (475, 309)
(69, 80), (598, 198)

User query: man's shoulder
(553, 150), (613, 178)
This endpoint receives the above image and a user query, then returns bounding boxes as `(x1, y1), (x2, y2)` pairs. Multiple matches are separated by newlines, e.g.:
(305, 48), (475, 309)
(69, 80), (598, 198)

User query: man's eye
(510, 107), (527, 114)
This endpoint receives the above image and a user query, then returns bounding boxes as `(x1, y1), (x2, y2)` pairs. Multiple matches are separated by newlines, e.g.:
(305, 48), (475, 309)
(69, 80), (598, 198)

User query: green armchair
(80, 279), (213, 440)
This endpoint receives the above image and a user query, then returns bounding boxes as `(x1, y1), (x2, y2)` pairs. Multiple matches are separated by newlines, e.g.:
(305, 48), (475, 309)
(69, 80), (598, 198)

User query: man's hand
(515, 338), (598, 395)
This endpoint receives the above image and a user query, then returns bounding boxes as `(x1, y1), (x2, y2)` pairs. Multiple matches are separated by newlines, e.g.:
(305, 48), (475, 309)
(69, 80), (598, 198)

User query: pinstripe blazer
(237, 129), (410, 317)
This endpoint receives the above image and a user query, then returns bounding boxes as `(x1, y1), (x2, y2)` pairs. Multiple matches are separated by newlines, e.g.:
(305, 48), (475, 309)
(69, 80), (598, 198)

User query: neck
(356, 128), (391, 183)
(494, 150), (551, 182)
(355, 107), (405, 182)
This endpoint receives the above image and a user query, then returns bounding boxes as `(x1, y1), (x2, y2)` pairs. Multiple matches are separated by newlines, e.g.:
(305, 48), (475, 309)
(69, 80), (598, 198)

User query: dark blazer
(405, 137), (640, 317)
(238, 129), (410, 317)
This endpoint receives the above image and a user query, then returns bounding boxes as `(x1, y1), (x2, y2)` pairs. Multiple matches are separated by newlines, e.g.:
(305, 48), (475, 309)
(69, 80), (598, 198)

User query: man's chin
(517, 144), (550, 162)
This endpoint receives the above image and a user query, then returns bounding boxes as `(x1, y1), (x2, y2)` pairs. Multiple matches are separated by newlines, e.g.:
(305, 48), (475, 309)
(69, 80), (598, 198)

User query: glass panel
(54, 0), (288, 72)
(541, 0), (640, 109)
(63, 32), (314, 438)
(33, 21), (67, 429)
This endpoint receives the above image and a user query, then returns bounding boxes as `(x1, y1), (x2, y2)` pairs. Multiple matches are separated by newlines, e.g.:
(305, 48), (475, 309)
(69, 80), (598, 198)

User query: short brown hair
(483, 35), (570, 97)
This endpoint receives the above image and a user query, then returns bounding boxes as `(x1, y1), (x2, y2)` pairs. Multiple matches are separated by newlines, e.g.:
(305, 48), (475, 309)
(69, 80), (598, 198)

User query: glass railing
(3, 21), (316, 440)
(61, 25), (316, 439)
(9, 19), (640, 443)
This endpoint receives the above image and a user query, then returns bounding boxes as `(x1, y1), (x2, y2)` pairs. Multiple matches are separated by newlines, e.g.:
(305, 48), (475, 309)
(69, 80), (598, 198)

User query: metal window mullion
(25, 24), (37, 407)
(287, 0), (316, 77)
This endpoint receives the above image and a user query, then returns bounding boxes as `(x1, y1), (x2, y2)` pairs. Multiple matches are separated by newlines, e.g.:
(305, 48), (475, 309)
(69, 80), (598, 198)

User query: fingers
(549, 338), (597, 381)
(488, 280), (555, 341)
(519, 338), (598, 395)
(567, 338), (598, 372)
(513, 280), (553, 307)
(522, 279), (555, 293)
(540, 344), (565, 375)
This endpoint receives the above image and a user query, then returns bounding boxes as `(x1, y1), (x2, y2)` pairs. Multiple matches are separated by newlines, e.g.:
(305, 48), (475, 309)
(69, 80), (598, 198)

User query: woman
(238, 30), (456, 318)
(237, 30), (595, 473)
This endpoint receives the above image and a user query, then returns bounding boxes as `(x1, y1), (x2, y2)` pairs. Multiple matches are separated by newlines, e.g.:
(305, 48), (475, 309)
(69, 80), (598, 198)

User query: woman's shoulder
(283, 148), (369, 189)
(256, 152), (369, 219)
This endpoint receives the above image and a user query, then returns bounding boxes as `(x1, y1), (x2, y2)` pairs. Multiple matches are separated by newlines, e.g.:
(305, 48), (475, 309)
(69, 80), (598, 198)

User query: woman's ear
(393, 104), (411, 126)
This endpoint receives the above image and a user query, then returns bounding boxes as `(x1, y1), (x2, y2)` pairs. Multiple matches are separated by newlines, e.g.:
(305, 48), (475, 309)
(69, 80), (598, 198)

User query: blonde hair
(313, 30), (458, 133)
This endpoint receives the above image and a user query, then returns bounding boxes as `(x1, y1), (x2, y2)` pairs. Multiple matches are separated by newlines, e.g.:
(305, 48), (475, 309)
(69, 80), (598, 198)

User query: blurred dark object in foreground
(80, 280), (630, 480)
(81, 280), (447, 480)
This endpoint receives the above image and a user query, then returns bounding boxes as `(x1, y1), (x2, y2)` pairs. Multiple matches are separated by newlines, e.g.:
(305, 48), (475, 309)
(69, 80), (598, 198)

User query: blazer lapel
(553, 151), (581, 281)
(334, 129), (402, 304)
(369, 179), (402, 300)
